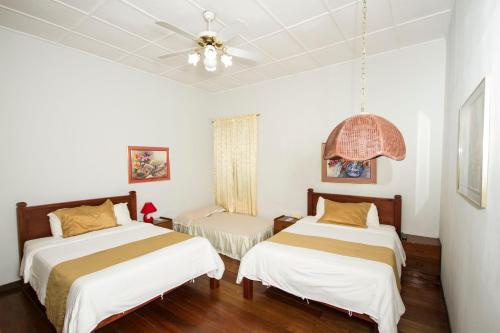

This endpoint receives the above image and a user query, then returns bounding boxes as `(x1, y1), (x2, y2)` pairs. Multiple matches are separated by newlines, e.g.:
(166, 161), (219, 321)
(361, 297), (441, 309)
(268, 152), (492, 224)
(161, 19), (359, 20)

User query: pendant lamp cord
(360, 0), (367, 114)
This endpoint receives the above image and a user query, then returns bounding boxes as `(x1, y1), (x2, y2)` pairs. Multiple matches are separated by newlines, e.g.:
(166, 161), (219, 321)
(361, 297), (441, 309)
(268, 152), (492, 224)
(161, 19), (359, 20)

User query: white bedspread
(20, 222), (225, 333)
(174, 212), (273, 260)
(237, 217), (406, 333)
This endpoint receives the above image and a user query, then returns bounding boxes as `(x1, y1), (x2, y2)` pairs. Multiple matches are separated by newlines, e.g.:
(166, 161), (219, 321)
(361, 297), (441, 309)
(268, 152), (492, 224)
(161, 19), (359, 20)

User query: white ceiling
(0, 0), (453, 92)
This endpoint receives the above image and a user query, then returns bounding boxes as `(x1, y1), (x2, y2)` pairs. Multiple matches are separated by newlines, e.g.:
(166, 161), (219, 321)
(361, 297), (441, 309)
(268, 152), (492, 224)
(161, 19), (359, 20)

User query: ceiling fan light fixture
(188, 52), (200, 66)
(156, 11), (255, 72)
(221, 54), (232, 68)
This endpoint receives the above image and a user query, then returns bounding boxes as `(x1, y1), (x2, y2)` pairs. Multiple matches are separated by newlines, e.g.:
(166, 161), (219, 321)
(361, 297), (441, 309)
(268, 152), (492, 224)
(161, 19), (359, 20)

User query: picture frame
(457, 78), (489, 208)
(321, 143), (377, 184)
(128, 146), (170, 183)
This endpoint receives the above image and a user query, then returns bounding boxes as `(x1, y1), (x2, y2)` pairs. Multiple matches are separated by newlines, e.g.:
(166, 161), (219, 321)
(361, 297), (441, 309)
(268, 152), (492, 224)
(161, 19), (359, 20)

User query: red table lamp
(141, 202), (157, 223)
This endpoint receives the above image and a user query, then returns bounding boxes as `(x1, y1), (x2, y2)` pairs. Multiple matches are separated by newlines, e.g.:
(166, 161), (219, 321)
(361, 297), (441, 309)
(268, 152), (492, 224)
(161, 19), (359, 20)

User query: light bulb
(187, 52), (200, 66)
(220, 54), (232, 68)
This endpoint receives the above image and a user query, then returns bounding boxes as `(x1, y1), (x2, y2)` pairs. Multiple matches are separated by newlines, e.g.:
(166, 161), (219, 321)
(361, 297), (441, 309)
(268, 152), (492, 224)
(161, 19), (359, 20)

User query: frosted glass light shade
(323, 114), (406, 161)
(188, 52), (200, 65)
(205, 64), (217, 72)
(204, 57), (217, 71)
(221, 54), (232, 68)
(204, 45), (217, 60)
(203, 45), (217, 71)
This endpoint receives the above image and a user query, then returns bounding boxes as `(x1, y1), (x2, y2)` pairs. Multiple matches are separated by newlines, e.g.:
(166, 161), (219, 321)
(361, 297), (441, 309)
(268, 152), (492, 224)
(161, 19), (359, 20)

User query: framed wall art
(457, 78), (490, 208)
(321, 143), (377, 184)
(128, 146), (170, 183)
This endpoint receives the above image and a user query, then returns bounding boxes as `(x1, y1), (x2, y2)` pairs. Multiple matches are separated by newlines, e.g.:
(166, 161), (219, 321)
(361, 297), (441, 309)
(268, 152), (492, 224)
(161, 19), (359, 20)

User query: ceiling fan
(156, 11), (261, 72)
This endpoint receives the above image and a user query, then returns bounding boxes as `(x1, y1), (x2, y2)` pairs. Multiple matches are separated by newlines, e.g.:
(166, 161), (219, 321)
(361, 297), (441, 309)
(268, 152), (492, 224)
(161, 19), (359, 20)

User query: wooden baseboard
(0, 280), (22, 293)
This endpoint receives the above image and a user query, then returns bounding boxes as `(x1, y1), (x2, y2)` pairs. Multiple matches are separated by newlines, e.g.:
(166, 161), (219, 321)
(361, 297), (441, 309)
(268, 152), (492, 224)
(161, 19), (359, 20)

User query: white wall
(0, 27), (449, 286)
(0, 28), (213, 285)
(211, 40), (446, 238)
(440, 1), (500, 332)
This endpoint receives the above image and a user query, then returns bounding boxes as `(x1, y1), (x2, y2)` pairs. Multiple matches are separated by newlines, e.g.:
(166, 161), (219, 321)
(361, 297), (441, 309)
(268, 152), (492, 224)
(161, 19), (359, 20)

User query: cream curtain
(213, 114), (258, 216)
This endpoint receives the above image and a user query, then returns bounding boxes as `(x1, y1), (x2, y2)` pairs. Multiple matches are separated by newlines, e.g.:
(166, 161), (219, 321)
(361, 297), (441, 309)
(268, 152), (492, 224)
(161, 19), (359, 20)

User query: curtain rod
(211, 113), (260, 123)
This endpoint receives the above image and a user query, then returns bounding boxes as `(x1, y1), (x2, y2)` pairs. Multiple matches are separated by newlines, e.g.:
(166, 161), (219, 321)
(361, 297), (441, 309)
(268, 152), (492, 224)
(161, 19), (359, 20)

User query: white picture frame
(457, 78), (490, 208)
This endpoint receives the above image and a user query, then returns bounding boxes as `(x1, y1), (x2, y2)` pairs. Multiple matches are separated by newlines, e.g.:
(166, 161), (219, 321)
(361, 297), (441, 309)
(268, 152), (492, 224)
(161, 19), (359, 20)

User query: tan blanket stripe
(268, 232), (400, 291)
(45, 231), (192, 333)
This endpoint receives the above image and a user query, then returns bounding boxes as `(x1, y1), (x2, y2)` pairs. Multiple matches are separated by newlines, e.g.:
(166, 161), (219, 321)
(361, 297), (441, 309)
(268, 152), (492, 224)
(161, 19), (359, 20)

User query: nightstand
(274, 215), (300, 234)
(402, 234), (441, 277)
(153, 216), (173, 230)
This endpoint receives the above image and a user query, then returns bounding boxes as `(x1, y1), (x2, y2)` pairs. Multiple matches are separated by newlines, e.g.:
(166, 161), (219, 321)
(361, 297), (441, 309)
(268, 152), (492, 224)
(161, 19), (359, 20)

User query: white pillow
(203, 205), (226, 217)
(175, 205), (226, 226)
(366, 203), (380, 228)
(182, 205), (226, 220)
(114, 203), (133, 225)
(48, 213), (63, 238)
(314, 197), (325, 218)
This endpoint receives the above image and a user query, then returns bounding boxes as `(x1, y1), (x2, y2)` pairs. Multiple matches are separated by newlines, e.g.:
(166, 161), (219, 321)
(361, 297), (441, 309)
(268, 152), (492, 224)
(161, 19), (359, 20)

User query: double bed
(174, 209), (273, 260)
(238, 188), (405, 333)
(17, 191), (224, 333)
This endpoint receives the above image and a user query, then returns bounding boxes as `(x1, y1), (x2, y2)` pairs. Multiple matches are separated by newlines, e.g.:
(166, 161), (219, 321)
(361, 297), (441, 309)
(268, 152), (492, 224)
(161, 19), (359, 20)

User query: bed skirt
(175, 223), (273, 260)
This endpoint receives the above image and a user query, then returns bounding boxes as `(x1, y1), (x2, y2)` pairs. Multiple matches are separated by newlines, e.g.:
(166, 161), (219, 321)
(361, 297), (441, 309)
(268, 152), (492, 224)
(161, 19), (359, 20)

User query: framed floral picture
(321, 143), (377, 184)
(128, 146), (170, 183)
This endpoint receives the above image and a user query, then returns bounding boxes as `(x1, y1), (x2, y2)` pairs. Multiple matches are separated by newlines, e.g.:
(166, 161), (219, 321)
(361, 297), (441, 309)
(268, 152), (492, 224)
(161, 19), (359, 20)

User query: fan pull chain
(360, 0), (368, 114)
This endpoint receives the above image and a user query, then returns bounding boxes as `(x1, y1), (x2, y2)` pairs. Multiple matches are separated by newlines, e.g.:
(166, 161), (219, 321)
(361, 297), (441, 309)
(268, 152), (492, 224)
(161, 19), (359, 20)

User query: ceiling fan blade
(218, 19), (246, 42)
(158, 48), (192, 60)
(156, 21), (197, 40)
(225, 47), (264, 63)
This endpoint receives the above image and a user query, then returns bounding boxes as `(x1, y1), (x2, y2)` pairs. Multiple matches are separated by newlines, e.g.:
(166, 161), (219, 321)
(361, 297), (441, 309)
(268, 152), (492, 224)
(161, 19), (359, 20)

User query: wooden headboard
(16, 191), (137, 260)
(307, 188), (402, 236)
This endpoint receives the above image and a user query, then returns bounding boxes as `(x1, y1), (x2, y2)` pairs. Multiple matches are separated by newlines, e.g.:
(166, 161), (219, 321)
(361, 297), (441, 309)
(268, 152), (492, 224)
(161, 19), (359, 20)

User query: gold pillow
(318, 200), (371, 228)
(55, 199), (117, 238)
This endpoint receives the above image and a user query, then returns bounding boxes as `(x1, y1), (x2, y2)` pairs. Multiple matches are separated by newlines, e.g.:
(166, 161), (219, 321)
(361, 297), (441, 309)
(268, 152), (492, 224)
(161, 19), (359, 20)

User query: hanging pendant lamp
(323, 0), (406, 161)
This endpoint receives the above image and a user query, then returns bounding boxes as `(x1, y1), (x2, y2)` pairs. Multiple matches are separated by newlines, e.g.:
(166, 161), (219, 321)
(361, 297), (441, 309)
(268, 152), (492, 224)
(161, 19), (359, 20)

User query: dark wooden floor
(0, 256), (449, 333)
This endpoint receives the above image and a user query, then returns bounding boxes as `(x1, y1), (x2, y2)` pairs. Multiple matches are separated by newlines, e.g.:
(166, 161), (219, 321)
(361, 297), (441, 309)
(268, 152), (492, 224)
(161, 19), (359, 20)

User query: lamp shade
(140, 202), (157, 214)
(323, 114), (406, 161)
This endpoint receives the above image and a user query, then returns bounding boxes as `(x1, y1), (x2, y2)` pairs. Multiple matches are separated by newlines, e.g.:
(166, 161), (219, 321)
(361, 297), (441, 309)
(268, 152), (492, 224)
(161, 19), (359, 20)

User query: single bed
(17, 191), (224, 333)
(174, 208), (273, 260)
(237, 188), (405, 333)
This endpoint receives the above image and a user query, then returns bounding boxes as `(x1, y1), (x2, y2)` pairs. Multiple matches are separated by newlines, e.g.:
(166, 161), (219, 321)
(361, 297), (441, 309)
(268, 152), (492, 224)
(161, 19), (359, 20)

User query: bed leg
(243, 278), (253, 300)
(209, 278), (220, 289)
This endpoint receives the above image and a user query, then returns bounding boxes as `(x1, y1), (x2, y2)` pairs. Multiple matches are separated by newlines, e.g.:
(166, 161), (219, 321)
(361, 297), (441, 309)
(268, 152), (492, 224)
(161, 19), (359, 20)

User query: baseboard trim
(0, 280), (22, 293)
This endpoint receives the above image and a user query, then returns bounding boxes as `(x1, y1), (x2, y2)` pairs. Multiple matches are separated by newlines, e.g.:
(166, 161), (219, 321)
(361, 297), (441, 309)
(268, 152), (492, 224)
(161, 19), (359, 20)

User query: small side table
(274, 215), (300, 234)
(402, 233), (441, 278)
(152, 216), (173, 230)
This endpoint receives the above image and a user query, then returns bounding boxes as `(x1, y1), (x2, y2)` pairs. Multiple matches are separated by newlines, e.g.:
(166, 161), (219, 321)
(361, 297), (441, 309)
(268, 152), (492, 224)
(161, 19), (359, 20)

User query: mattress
(20, 222), (225, 333)
(174, 212), (273, 260)
(237, 216), (406, 333)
